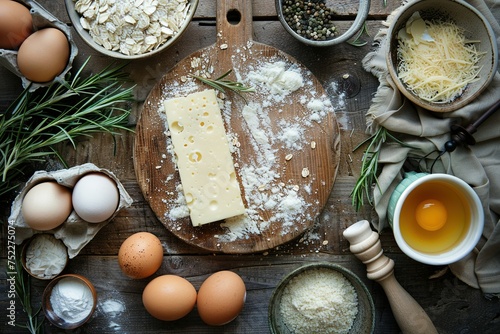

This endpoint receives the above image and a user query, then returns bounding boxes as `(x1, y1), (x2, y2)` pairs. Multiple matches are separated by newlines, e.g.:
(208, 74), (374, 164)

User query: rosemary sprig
(348, 22), (370, 47)
(14, 245), (44, 333)
(190, 70), (255, 100)
(0, 57), (135, 197)
(351, 127), (412, 211)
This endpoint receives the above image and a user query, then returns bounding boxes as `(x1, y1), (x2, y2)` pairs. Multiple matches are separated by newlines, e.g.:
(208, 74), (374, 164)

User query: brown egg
(197, 271), (247, 325)
(17, 27), (69, 82)
(118, 232), (163, 279)
(21, 181), (72, 231)
(142, 275), (197, 321)
(0, 0), (33, 49)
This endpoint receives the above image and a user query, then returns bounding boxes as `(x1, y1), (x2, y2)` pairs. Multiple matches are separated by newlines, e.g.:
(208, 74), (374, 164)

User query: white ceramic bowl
(388, 172), (484, 265)
(64, 0), (198, 59)
(386, 0), (498, 112)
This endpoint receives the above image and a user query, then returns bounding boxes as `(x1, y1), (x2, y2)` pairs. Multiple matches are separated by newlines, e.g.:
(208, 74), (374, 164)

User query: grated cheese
(396, 12), (483, 103)
(279, 268), (358, 334)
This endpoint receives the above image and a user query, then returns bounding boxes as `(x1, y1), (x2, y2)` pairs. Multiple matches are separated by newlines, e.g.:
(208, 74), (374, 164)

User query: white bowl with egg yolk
(388, 172), (484, 265)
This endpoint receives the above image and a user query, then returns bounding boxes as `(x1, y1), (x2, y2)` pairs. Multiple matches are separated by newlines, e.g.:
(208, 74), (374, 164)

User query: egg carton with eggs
(8, 163), (133, 259)
(0, 0), (77, 92)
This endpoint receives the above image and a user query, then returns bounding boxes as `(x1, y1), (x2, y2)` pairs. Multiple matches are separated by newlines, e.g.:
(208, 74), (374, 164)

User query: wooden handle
(343, 220), (438, 334)
(217, 0), (253, 46)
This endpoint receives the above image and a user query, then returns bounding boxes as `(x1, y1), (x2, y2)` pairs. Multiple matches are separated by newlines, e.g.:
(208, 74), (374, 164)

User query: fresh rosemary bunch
(0, 58), (134, 197)
(351, 126), (409, 211)
(190, 70), (255, 100)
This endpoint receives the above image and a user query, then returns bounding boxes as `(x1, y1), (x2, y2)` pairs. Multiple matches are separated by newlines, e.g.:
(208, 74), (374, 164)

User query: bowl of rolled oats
(65, 0), (199, 59)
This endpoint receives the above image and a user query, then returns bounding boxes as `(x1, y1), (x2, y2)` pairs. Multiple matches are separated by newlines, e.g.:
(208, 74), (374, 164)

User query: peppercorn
(282, 0), (337, 41)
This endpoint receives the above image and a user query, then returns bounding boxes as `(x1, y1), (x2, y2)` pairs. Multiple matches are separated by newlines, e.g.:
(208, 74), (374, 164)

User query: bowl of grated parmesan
(64, 0), (199, 59)
(269, 263), (375, 334)
(386, 0), (498, 112)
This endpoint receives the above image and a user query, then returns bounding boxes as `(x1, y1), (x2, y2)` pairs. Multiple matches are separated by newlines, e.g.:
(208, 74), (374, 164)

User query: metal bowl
(275, 0), (371, 46)
(269, 262), (375, 334)
(386, 0), (498, 112)
(64, 0), (199, 59)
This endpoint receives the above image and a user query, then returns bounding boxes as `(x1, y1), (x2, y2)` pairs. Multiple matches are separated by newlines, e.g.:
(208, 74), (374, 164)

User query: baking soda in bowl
(43, 274), (97, 329)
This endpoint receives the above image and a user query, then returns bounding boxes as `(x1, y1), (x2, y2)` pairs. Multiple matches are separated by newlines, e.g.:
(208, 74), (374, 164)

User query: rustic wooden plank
(2, 253), (499, 333)
(3, 1), (499, 334)
(43, 0), (402, 22)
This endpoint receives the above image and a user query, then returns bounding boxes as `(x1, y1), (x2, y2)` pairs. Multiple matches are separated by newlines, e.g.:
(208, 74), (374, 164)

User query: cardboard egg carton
(8, 163), (133, 259)
(0, 0), (78, 92)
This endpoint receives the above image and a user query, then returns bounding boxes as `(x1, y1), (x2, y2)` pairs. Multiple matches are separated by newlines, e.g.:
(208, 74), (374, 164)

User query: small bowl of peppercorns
(275, 0), (371, 46)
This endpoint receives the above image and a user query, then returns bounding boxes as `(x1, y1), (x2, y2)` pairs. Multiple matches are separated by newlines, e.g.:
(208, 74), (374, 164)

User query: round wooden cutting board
(133, 0), (341, 253)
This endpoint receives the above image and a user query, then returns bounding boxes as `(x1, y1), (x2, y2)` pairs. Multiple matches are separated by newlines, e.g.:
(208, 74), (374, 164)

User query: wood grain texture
(1, 1), (500, 333)
(134, 0), (341, 253)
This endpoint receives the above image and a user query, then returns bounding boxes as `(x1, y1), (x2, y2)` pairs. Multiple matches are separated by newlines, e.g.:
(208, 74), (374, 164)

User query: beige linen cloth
(362, 0), (500, 295)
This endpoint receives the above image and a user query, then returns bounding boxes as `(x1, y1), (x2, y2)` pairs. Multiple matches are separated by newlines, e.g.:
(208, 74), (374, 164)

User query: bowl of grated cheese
(386, 0), (498, 112)
(269, 263), (375, 334)
(64, 0), (199, 59)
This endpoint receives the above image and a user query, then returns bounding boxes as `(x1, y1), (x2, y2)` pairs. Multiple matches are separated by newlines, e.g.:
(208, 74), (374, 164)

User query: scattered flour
(246, 61), (304, 97)
(277, 123), (304, 150)
(156, 52), (344, 243)
(98, 297), (126, 331)
(99, 299), (125, 318)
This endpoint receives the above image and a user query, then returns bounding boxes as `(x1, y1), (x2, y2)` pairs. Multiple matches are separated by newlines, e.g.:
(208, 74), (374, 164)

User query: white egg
(72, 173), (119, 223)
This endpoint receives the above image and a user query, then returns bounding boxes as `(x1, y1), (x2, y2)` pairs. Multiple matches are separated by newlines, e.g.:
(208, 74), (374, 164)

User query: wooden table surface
(1, 1), (499, 333)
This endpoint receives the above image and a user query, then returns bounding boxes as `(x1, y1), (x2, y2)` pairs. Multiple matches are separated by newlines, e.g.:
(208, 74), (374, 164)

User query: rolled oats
(73, 0), (191, 56)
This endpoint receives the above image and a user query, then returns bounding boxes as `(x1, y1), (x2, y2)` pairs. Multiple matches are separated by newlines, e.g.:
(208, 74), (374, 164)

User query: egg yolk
(415, 199), (447, 231)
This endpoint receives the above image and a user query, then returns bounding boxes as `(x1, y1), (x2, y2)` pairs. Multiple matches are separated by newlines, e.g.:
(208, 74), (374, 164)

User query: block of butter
(164, 89), (246, 226)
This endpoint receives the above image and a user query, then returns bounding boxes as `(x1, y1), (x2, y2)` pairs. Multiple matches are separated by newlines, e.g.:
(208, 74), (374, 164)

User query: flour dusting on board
(155, 51), (345, 243)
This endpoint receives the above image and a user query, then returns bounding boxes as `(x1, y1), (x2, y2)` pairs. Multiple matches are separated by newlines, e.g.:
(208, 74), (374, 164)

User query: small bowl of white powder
(42, 274), (97, 329)
(269, 263), (375, 334)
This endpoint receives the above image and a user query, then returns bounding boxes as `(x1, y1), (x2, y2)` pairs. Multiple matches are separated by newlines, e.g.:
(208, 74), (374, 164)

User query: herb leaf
(351, 127), (414, 211)
(348, 22), (370, 47)
(190, 70), (255, 100)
